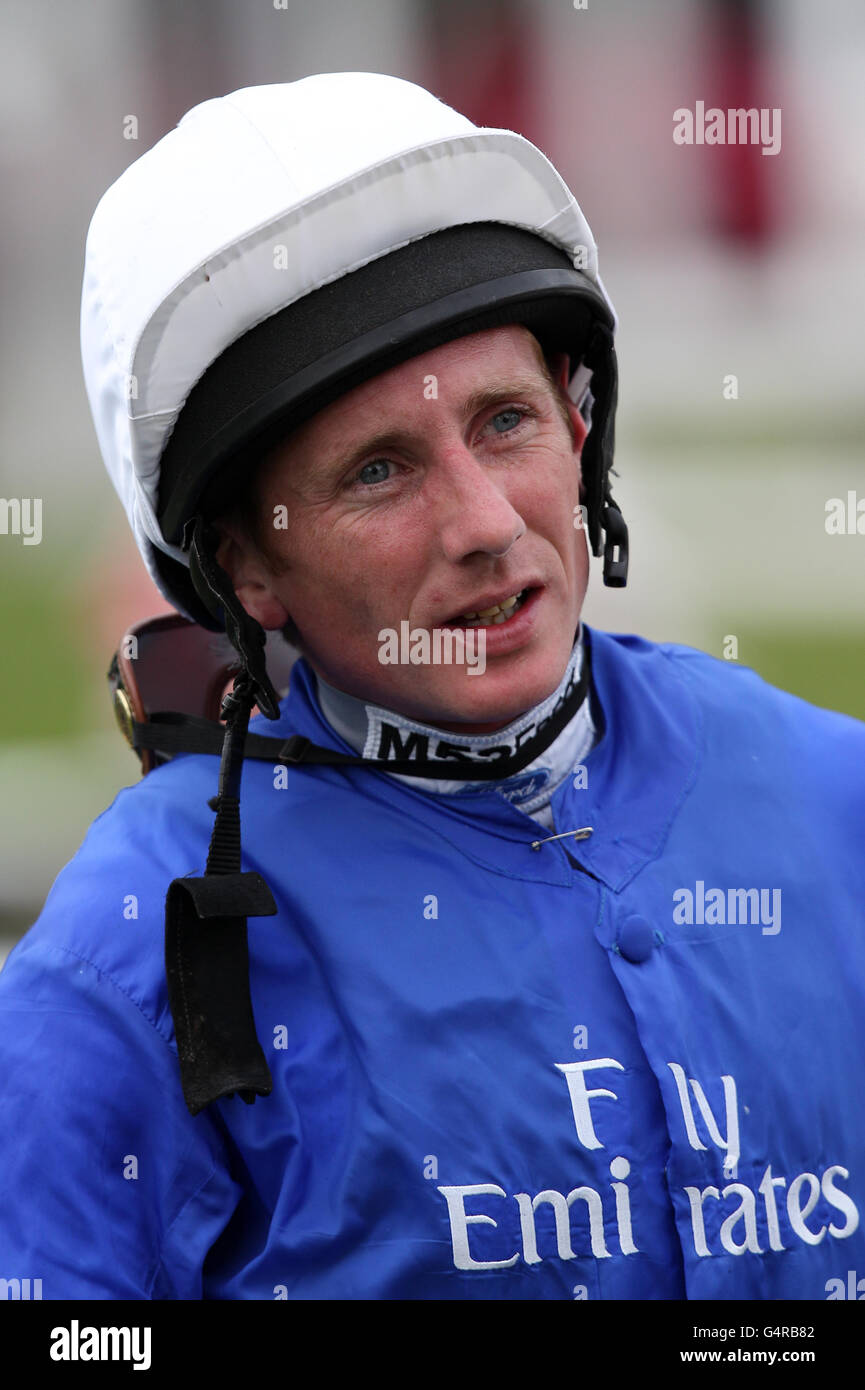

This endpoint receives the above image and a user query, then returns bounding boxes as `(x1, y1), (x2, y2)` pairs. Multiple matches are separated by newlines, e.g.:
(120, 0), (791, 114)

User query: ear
(546, 351), (588, 495)
(212, 519), (291, 630)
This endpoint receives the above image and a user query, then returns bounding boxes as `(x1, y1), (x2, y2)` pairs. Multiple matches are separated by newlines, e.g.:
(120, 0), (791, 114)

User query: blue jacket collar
(265, 625), (703, 892)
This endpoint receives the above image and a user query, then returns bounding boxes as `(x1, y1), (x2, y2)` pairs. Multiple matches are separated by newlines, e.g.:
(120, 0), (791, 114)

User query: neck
(310, 629), (596, 826)
(424, 712), (534, 735)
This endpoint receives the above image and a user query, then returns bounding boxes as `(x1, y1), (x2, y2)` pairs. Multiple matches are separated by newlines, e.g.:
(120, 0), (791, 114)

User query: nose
(433, 444), (527, 563)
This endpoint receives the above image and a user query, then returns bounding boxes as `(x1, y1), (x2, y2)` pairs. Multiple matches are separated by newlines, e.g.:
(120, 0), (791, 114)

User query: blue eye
(490, 408), (524, 433)
(357, 459), (391, 485)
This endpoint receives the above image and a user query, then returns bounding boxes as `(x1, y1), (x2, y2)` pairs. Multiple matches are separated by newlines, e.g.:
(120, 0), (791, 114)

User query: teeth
(456, 590), (526, 626)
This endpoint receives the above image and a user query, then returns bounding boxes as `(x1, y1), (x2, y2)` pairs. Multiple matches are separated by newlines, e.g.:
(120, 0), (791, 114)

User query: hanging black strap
(185, 514), (281, 720)
(164, 674), (277, 1117)
(580, 322), (629, 587)
(130, 647), (591, 782)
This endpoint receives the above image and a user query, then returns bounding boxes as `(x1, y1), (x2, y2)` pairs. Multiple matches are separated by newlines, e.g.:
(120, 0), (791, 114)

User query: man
(0, 73), (863, 1302)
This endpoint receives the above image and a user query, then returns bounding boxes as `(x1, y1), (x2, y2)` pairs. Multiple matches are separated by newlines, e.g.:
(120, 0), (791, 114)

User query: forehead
(269, 324), (550, 463)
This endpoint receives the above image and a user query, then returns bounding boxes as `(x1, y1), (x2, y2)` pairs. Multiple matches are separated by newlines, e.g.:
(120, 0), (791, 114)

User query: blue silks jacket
(1, 627), (863, 1301)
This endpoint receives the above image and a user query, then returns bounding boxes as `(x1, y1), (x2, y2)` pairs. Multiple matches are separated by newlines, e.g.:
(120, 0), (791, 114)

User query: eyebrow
(327, 376), (554, 475)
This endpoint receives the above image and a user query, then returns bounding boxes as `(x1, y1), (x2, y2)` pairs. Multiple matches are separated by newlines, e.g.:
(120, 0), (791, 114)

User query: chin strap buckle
(602, 501), (629, 587)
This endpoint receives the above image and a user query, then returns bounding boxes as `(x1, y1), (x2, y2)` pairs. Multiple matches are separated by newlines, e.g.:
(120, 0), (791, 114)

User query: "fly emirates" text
(438, 1058), (859, 1269)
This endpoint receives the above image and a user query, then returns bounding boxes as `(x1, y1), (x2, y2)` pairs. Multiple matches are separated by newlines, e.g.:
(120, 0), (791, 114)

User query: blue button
(617, 915), (655, 964)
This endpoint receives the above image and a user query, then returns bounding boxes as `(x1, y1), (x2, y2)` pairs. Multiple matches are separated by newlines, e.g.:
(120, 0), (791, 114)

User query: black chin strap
(164, 672), (277, 1116)
(133, 642), (592, 782)
(164, 518), (283, 1117)
(580, 322), (629, 588)
(184, 515), (281, 719)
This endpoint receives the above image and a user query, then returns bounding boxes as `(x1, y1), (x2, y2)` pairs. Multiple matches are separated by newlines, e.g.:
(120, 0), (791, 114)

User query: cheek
(516, 464), (582, 543)
(274, 522), (403, 629)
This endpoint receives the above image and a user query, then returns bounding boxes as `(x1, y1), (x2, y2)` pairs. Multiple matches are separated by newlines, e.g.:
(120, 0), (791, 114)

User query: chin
(402, 649), (573, 733)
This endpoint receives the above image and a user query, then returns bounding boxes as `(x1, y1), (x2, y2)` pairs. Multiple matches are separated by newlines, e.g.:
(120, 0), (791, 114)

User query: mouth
(443, 586), (535, 629)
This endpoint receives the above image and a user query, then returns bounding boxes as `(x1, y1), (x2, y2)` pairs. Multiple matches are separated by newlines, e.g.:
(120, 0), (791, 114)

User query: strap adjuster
(277, 735), (311, 764)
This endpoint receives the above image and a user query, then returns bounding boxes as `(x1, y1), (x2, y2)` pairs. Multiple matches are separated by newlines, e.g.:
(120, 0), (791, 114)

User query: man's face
(217, 324), (590, 732)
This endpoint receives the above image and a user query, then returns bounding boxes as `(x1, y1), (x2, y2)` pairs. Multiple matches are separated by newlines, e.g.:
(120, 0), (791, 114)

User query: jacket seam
(145, 1163), (226, 1300)
(31, 941), (178, 1051)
